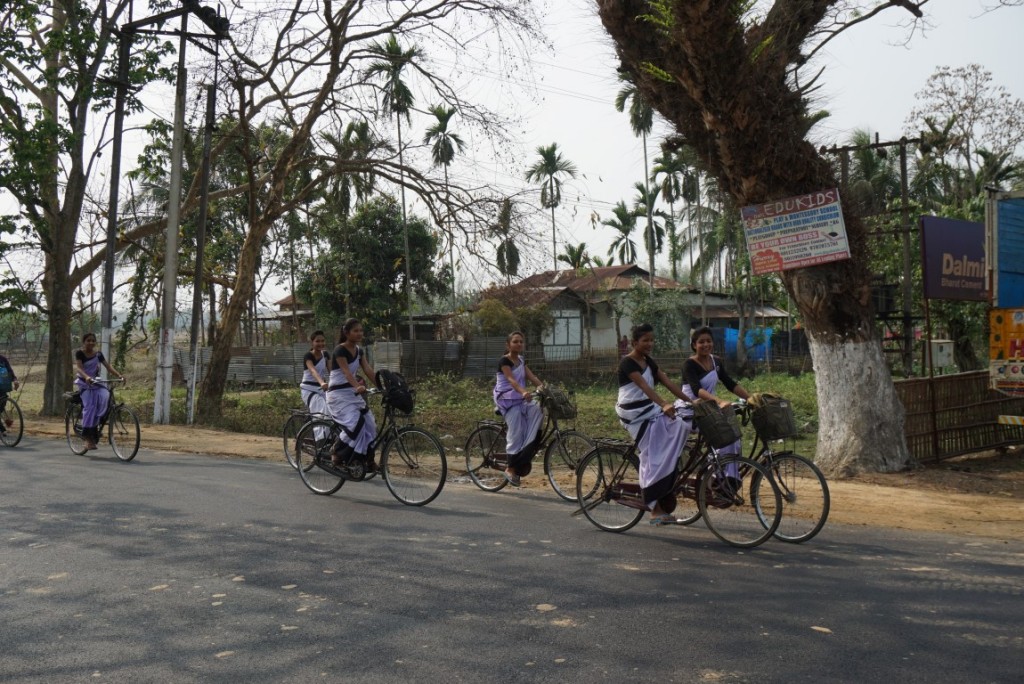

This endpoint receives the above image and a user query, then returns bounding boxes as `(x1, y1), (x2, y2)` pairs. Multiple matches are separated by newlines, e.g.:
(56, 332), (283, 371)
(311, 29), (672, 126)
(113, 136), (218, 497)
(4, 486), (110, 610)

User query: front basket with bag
(749, 394), (798, 441)
(692, 401), (742, 448)
(540, 385), (577, 421)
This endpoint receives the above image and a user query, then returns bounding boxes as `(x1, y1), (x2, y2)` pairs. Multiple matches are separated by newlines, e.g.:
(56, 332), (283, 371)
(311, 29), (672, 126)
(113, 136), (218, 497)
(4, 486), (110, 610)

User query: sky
(2, 0), (1022, 312)
(488, 0), (1024, 289)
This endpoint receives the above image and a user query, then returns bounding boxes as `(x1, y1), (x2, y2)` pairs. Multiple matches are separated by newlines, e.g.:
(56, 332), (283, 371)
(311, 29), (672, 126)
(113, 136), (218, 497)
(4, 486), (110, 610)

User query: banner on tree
(741, 189), (851, 275)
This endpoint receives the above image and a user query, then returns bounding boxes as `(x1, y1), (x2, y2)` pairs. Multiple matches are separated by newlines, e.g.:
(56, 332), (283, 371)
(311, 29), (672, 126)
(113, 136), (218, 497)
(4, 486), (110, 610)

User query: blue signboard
(995, 196), (1024, 308)
(920, 216), (986, 301)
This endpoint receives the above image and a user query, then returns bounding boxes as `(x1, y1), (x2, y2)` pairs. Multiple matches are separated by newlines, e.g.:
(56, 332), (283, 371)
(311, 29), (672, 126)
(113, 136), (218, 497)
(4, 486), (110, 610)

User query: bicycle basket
(692, 401), (741, 448)
(540, 386), (577, 420)
(750, 394), (798, 441)
(375, 369), (414, 415)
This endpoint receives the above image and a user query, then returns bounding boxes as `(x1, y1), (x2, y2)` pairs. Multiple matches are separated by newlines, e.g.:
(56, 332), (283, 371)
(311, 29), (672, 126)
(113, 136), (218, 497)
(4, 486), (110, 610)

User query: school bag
(0, 365), (11, 393)
(375, 369), (414, 414)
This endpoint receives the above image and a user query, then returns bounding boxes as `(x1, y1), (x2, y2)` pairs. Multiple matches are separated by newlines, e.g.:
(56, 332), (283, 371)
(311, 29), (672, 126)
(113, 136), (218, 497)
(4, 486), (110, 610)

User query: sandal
(649, 514), (679, 526)
(504, 472), (521, 487)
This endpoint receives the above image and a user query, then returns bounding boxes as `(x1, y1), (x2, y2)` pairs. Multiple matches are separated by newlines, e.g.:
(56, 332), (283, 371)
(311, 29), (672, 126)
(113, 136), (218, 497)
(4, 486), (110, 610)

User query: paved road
(1, 437), (1022, 683)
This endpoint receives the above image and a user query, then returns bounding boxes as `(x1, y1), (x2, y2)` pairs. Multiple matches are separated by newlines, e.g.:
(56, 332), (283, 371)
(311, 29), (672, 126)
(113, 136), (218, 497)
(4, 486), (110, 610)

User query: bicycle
(463, 386), (594, 500)
(0, 391), (24, 447)
(63, 377), (141, 462)
(573, 404), (783, 548)
(733, 398), (831, 544)
(283, 408), (331, 470)
(292, 386), (447, 506)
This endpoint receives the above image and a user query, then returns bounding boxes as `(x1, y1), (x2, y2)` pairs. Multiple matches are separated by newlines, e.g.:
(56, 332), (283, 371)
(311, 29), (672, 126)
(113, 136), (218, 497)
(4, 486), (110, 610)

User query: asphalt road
(1, 437), (1022, 683)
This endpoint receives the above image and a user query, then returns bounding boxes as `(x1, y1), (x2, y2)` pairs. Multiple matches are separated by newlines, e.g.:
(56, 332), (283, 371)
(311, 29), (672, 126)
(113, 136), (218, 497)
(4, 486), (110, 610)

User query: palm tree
(423, 104), (465, 301)
(651, 147), (692, 280)
(602, 200), (638, 265)
(366, 35), (420, 345)
(632, 181), (668, 272)
(616, 74), (655, 286)
(557, 242), (589, 271)
(491, 198), (520, 285)
(524, 142), (578, 271)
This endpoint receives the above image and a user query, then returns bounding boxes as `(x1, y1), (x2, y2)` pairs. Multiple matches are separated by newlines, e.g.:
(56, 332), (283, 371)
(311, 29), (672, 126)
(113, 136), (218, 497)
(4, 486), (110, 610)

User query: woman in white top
(325, 318), (377, 469)
(616, 323), (693, 525)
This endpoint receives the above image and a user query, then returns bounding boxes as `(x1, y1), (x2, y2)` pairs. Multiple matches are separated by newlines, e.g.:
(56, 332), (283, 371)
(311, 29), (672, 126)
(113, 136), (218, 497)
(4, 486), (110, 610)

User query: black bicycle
(463, 386), (594, 500)
(283, 407), (331, 470)
(574, 407), (783, 548)
(0, 392), (24, 447)
(64, 378), (141, 462)
(734, 399), (831, 543)
(293, 387), (447, 506)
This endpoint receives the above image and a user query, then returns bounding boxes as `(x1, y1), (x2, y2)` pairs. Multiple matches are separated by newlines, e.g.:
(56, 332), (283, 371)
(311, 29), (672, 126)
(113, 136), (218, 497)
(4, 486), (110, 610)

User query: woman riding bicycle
(681, 326), (750, 458)
(325, 318), (377, 470)
(616, 323), (694, 525)
(300, 330), (329, 409)
(493, 331), (544, 487)
(74, 332), (125, 451)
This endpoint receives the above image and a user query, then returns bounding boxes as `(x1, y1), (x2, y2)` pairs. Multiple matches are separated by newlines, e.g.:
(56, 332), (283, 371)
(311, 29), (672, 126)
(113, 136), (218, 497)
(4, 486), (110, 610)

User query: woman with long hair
(493, 331), (544, 487)
(325, 319), (377, 469)
(74, 332), (125, 451)
(681, 326), (750, 460)
(616, 323), (692, 525)
(300, 330), (330, 440)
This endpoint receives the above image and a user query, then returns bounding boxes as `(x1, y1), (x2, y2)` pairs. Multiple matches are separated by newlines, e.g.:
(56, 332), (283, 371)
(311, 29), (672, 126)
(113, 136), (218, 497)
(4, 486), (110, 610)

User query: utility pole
(823, 133), (921, 376)
(154, 13), (190, 425)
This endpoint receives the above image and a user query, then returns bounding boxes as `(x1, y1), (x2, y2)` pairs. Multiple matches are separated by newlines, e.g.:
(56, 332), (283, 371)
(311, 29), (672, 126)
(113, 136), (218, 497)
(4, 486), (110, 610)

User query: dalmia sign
(920, 216), (987, 301)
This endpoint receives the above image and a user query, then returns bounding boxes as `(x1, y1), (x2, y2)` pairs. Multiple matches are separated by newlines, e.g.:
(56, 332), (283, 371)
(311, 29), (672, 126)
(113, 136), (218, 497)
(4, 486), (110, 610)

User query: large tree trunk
(198, 219), (270, 420)
(41, 245), (75, 417)
(597, 0), (910, 476)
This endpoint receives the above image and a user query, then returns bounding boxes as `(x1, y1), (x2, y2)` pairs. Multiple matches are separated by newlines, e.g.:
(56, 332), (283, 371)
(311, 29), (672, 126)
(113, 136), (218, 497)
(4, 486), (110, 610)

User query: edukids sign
(740, 189), (851, 275)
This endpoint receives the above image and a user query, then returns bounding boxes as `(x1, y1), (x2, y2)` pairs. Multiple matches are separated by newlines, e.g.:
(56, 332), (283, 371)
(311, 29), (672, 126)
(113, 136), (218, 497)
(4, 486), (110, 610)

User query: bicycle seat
(63, 391), (80, 400)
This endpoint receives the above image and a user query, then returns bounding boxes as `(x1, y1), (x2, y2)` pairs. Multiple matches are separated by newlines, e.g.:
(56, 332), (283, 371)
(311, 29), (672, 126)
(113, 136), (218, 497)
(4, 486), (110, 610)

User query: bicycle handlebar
(90, 376), (126, 385)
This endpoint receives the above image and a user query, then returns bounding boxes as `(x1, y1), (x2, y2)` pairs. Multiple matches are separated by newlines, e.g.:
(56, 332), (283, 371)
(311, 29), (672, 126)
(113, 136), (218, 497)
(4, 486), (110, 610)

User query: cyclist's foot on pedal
(3, 417), (12, 427)
(84, 441), (97, 451)
(649, 514), (680, 526)
(504, 470), (521, 487)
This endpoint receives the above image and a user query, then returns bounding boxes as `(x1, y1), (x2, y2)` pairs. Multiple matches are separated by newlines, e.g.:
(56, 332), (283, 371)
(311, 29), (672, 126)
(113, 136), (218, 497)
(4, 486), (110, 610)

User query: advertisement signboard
(920, 216), (987, 301)
(989, 308), (1024, 397)
(741, 189), (851, 275)
(987, 191), (1024, 308)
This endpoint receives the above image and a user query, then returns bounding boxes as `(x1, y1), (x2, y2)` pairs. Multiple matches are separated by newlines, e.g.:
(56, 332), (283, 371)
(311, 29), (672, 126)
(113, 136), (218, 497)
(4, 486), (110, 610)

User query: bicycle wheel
(382, 427), (447, 506)
(464, 423), (508, 492)
(65, 404), (88, 455)
(295, 420), (345, 495)
(282, 412), (307, 469)
(752, 452), (830, 543)
(698, 455), (781, 548)
(0, 398), (24, 447)
(544, 429), (595, 502)
(108, 405), (141, 462)
(575, 446), (645, 533)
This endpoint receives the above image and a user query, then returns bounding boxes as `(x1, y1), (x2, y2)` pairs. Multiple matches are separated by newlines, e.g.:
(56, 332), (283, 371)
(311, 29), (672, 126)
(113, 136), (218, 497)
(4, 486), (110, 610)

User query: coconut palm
(632, 181), (668, 269)
(365, 35), (420, 340)
(602, 200), (638, 265)
(491, 198), (520, 285)
(557, 242), (589, 271)
(524, 142), (578, 271)
(616, 74), (655, 285)
(423, 104), (465, 301)
(651, 147), (690, 280)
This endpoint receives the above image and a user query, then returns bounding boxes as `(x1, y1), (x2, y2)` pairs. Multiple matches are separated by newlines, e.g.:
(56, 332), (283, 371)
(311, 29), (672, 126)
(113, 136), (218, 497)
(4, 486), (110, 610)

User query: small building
(482, 265), (789, 360)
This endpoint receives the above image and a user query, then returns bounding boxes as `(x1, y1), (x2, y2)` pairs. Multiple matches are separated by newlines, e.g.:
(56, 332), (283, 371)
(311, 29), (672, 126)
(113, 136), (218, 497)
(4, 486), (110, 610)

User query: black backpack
(375, 369), (414, 414)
